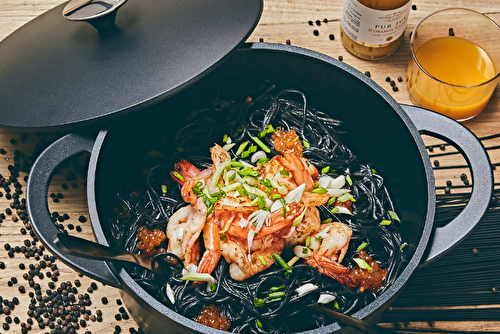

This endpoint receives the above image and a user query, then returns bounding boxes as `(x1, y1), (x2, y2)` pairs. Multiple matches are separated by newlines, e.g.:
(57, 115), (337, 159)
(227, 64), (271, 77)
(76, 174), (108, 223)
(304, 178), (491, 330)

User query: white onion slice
(293, 245), (311, 259)
(166, 283), (175, 304)
(318, 294), (336, 304)
(239, 217), (249, 228)
(318, 175), (333, 189)
(222, 143), (236, 151)
(329, 175), (346, 189)
(327, 188), (351, 197)
(270, 183), (306, 213)
(333, 206), (352, 215)
(250, 150), (267, 163)
(296, 283), (318, 296)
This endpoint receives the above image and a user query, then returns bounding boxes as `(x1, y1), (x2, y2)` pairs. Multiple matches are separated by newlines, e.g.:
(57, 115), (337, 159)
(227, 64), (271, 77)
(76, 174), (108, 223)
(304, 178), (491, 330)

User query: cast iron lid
(0, 0), (262, 130)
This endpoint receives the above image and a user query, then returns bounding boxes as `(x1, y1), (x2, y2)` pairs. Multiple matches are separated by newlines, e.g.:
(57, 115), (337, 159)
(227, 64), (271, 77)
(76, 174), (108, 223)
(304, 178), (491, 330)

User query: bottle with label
(340, 0), (412, 60)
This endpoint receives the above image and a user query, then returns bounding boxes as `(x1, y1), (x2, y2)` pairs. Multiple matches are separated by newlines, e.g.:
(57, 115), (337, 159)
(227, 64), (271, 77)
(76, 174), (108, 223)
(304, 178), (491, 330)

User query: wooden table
(0, 0), (498, 333)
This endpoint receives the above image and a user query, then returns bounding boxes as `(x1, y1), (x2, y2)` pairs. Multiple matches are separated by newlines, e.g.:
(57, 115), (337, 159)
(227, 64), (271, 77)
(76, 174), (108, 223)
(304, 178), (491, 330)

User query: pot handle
(26, 132), (122, 288)
(401, 104), (493, 266)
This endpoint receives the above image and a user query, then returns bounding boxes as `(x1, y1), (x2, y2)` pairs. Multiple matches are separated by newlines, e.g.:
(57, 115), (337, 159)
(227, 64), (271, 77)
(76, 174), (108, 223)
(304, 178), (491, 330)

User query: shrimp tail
(195, 219), (221, 286)
(307, 256), (351, 284)
(171, 159), (201, 185)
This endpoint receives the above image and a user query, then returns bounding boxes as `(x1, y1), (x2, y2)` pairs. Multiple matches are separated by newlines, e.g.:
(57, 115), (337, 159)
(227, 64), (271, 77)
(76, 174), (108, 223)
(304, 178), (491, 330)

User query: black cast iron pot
(27, 43), (493, 334)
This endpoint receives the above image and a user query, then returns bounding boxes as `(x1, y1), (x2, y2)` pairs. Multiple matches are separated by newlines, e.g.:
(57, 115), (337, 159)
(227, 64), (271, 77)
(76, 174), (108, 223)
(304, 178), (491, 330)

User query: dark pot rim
(86, 43), (436, 333)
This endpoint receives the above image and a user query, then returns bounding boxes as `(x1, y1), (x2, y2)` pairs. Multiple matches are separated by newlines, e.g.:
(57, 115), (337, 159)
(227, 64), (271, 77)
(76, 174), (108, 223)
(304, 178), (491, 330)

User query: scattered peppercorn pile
(0, 131), (143, 334)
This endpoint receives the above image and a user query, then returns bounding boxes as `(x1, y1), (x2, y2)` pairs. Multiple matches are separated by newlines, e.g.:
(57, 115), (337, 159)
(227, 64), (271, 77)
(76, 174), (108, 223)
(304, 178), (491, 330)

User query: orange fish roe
(137, 226), (167, 255)
(272, 129), (303, 157)
(195, 304), (231, 330)
(348, 250), (388, 292)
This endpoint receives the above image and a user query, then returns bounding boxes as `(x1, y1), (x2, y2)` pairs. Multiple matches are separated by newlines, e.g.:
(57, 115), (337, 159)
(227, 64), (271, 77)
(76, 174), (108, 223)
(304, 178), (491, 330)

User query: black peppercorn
(412, 4), (417, 10)
(313, 30), (319, 36)
(338, 55), (343, 61)
(385, 76), (391, 82)
(78, 215), (87, 223)
(433, 160), (440, 167)
(392, 86), (399, 92)
(101, 297), (108, 304)
(364, 71), (371, 77)
(329, 34), (335, 40)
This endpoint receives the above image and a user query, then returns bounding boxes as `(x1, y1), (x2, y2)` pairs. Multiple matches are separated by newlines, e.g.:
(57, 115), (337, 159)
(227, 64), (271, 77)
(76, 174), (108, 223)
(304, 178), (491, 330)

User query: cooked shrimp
(275, 151), (315, 191)
(211, 144), (231, 168)
(171, 159), (212, 206)
(195, 214), (221, 284)
(303, 222), (352, 284)
(213, 197), (257, 233)
(220, 234), (285, 281)
(284, 206), (321, 247)
(226, 202), (304, 241)
(166, 197), (207, 268)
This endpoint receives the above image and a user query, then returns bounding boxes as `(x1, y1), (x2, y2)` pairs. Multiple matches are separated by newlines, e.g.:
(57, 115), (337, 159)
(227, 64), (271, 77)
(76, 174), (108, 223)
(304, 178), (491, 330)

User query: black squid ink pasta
(109, 83), (409, 333)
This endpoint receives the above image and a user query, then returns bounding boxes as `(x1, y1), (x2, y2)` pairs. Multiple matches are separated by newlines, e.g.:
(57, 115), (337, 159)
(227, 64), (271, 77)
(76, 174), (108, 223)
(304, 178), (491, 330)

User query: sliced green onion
(258, 255), (268, 266)
(353, 258), (373, 271)
(161, 184), (168, 194)
(250, 197), (260, 206)
(251, 136), (271, 153)
(236, 124), (244, 133)
(270, 194), (281, 201)
(228, 172), (236, 182)
(239, 168), (259, 178)
(388, 210), (401, 223)
(256, 319), (263, 328)
(337, 193), (355, 202)
(321, 218), (332, 224)
(400, 242), (408, 251)
(223, 134), (228, 143)
(253, 298), (265, 308)
(287, 256), (300, 267)
(346, 174), (353, 186)
(303, 140), (310, 149)
(272, 253), (292, 273)
(146, 150), (163, 158)
(236, 141), (249, 156)
(212, 159), (232, 188)
(312, 187), (328, 194)
(334, 300), (340, 309)
(321, 166), (330, 174)
(267, 291), (285, 300)
(269, 284), (285, 292)
(292, 208), (307, 226)
(371, 168), (377, 174)
(172, 172), (184, 183)
(248, 145), (257, 153)
(282, 205), (287, 218)
(241, 150), (250, 159)
(305, 235), (311, 248)
(357, 242), (369, 251)
(330, 207), (339, 214)
(293, 136), (299, 142)
(177, 147), (184, 152)
(327, 196), (336, 206)
(280, 170), (289, 176)
(231, 160), (243, 168)
(257, 158), (269, 165)
(221, 182), (242, 193)
(380, 220), (392, 226)
(277, 186), (288, 195)
(180, 273), (215, 282)
(210, 283), (217, 292)
(302, 247), (309, 254)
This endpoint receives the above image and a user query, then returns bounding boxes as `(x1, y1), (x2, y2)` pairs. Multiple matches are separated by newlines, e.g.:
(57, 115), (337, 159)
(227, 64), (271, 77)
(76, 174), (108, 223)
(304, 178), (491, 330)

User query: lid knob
(62, 0), (127, 31)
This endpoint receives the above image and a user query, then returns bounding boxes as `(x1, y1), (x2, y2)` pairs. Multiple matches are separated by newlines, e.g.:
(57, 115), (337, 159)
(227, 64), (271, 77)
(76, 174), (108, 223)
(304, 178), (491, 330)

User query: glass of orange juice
(407, 8), (500, 122)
